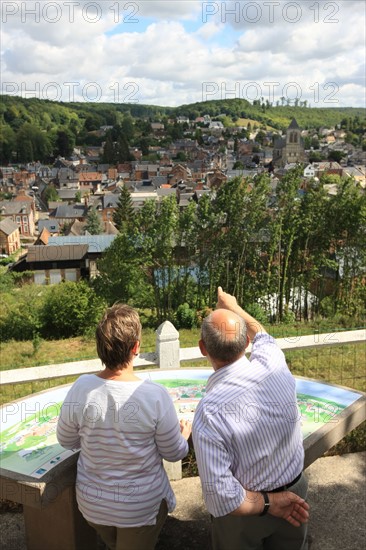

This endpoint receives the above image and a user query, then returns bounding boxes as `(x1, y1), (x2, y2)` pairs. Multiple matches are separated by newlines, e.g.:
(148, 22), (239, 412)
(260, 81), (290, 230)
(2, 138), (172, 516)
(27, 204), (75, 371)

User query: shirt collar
(206, 354), (251, 393)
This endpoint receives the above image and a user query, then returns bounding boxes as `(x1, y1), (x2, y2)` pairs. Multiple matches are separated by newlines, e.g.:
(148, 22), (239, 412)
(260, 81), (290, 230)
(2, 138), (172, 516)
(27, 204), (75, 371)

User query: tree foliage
(95, 172), (365, 323)
(40, 280), (106, 339)
(0, 94), (364, 163)
(113, 186), (134, 231)
(85, 208), (103, 235)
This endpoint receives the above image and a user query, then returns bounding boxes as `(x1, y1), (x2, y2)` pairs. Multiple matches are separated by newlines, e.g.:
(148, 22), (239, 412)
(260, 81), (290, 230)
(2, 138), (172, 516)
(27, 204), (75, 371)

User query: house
(130, 192), (158, 209)
(34, 227), (51, 245)
(209, 121), (224, 131)
(273, 119), (305, 167)
(168, 164), (192, 185)
(38, 219), (61, 235)
(95, 194), (120, 223)
(48, 235), (117, 278)
(151, 122), (165, 132)
(57, 188), (83, 202)
(78, 172), (103, 191)
(84, 147), (103, 162)
(312, 162), (343, 178)
(0, 166), (15, 185)
(49, 204), (88, 226)
(343, 166), (366, 189)
(206, 169), (227, 189)
(0, 219), (21, 255)
(157, 188), (177, 200)
(0, 200), (36, 236)
(304, 164), (316, 178)
(55, 167), (79, 188)
(13, 170), (36, 187)
(12, 244), (89, 284)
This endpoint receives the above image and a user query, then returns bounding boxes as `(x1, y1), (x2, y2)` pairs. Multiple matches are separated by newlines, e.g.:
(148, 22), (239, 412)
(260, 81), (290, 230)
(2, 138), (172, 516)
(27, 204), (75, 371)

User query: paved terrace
(1, 452), (365, 550)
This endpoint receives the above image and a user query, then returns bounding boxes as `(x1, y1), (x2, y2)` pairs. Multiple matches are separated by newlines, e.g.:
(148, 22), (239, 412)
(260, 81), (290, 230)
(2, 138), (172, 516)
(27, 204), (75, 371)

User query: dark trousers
(211, 474), (308, 550)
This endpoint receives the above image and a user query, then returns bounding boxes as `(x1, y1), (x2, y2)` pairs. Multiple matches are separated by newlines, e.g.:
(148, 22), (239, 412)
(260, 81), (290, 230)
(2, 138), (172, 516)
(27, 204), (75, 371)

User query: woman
(57, 304), (191, 550)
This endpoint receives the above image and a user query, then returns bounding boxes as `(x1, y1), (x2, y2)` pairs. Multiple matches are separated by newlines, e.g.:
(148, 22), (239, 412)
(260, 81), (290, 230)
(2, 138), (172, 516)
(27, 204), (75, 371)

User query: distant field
(234, 117), (277, 130)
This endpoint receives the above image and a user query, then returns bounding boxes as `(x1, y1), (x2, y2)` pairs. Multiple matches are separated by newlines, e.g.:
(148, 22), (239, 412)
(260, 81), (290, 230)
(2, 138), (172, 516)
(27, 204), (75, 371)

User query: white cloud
(195, 21), (225, 40)
(1, 0), (365, 107)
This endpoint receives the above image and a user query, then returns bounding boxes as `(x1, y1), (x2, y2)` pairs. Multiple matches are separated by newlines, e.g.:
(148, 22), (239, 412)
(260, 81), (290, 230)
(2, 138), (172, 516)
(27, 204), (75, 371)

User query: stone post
(156, 321), (180, 370)
(156, 321), (182, 479)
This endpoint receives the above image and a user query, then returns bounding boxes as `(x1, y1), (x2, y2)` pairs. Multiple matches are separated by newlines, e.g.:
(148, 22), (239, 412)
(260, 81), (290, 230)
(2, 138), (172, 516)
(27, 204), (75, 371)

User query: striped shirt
(192, 333), (304, 518)
(57, 375), (188, 527)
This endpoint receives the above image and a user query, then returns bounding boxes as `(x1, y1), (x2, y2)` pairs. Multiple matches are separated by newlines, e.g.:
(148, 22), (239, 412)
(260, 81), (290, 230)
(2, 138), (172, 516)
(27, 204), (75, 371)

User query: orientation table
(1, 369), (365, 550)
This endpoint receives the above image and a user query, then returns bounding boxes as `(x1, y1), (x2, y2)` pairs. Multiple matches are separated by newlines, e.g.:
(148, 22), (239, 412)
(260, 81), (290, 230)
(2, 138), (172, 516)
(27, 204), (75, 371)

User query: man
(192, 287), (308, 550)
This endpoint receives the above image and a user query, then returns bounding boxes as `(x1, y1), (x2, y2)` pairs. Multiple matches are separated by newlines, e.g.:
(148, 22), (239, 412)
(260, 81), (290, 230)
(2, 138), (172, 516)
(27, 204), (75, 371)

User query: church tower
(273, 118), (305, 167)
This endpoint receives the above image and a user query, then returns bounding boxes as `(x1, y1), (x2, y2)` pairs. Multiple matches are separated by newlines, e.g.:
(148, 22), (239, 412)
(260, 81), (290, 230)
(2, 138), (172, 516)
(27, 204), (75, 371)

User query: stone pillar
(156, 321), (182, 480)
(156, 321), (180, 370)
(163, 459), (182, 481)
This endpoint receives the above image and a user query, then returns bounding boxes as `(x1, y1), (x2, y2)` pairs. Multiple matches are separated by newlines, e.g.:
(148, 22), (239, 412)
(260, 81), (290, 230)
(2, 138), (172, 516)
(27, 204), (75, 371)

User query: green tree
(0, 124), (16, 164)
(102, 133), (116, 164)
(121, 115), (135, 142)
(326, 179), (366, 318)
(142, 196), (179, 322)
(328, 150), (345, 163)
(44, 185), (59, 204)
(275, 167), (303, 320)
(0, 283), (44, 341)
(113, 186), (134, 231)
(85, 208), (103, 235)
(40, 280), (106, 339)
(140, 137), (150, 156)
(94, 231), (152, 307)
(16, 123), (53, 162)
(55, 130), (75, 158)
(116, 135), (133, 163)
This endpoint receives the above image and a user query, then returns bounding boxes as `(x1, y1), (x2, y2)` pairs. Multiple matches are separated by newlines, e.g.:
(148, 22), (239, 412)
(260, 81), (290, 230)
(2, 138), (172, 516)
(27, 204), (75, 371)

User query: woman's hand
(180, 419), (192, 440)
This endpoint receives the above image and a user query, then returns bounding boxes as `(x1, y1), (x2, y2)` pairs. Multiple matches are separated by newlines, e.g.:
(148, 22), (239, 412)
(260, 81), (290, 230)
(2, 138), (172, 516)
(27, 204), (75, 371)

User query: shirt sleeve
(250, 332), (287, 370)
(154, 395), (188, 462)
(192, 412), (245, 517)
(56, 387), (81, 450)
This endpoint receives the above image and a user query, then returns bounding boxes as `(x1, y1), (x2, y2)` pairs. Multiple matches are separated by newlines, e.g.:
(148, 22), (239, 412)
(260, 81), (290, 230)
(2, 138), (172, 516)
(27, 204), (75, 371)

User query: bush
(282, 309), (296, 324)
(0, 284), (44, 341)
(320, 296), (336, 318)
(40, 280), (107, 339)
(245, 303), (269, 324)
(175, 303), (198, 329)
(0, 308), (42, 341)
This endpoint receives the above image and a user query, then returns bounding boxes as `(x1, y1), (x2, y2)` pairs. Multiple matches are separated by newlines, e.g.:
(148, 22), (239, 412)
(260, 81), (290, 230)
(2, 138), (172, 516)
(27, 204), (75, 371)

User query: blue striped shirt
(57, 375), (188, 527)
(192, 333), (304, 517)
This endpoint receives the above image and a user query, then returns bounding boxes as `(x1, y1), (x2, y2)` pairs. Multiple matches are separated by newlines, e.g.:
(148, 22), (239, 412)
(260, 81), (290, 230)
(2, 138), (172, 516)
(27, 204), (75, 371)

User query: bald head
(201, 309), (247, 366)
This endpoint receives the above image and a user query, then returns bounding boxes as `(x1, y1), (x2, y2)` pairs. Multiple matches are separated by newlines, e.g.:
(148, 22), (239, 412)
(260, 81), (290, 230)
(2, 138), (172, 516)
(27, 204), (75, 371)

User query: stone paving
(1, 452), (365, 550)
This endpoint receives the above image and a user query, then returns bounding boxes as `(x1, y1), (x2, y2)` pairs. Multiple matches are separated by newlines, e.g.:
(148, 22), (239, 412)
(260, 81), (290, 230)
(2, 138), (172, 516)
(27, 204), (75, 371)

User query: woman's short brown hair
(96, 304), (141, 370)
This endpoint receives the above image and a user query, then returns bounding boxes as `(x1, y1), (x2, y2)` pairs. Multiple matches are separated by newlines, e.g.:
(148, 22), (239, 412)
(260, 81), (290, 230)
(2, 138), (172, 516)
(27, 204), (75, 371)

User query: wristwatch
(259, 491), (270, 516)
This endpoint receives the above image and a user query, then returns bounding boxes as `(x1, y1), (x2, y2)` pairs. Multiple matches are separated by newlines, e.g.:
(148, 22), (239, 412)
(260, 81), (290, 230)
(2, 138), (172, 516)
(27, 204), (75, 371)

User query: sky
(1, 0), (365, 108)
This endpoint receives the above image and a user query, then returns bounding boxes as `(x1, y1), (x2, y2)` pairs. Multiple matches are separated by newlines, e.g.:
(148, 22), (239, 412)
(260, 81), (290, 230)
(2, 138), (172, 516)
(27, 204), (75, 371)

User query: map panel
(0, 370), (362, 479)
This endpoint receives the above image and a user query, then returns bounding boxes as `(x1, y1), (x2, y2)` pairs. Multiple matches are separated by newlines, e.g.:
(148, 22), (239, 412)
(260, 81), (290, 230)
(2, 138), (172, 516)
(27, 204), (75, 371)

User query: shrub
(40, 280), (106, 339)
(245, 303), (269, 324)
(0, 308), (42, 341)
(0, 284), (44, 341)
(175, 303), (198, 329)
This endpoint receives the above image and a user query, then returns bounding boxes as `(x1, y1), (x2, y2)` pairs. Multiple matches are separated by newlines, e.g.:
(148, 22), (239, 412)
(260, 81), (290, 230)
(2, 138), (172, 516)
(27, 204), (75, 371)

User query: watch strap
(259, 491), (270, 516)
